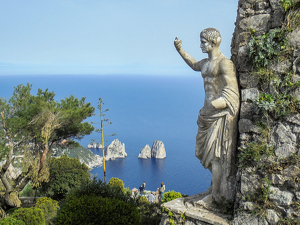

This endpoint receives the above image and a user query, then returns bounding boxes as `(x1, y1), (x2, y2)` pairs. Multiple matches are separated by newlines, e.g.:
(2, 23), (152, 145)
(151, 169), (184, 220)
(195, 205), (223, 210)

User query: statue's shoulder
(199, 58), (209, 64)
(194, 58), (208, 71)
(219, 54), (233, 65)
(219, 55), (235, 71)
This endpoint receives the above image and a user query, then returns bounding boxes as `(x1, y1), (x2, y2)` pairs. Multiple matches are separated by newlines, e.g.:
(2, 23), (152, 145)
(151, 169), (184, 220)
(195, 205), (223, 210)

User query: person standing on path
(139, 182), (145, 194)
(159, 182), (165, 200)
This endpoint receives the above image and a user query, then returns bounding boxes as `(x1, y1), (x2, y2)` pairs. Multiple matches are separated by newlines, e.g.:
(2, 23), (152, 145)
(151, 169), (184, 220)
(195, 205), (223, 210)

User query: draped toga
(195, 87), (239, 172)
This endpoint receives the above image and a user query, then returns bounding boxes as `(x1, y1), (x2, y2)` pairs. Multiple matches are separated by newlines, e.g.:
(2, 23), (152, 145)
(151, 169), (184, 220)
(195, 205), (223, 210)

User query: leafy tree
(0, 83), (94, 208)
(40, 153), (90, 200)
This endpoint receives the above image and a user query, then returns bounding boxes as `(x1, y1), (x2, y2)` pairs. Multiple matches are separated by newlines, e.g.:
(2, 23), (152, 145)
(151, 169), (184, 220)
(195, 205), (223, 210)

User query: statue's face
(200, 38), (213, 53)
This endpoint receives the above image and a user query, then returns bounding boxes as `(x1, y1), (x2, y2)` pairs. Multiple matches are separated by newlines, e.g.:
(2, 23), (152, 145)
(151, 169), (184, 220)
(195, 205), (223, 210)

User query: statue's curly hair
(200, 28), (222, 46)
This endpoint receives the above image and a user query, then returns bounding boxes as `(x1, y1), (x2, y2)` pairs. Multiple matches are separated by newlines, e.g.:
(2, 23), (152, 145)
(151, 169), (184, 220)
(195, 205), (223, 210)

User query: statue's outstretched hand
(174, 36), (182, 51)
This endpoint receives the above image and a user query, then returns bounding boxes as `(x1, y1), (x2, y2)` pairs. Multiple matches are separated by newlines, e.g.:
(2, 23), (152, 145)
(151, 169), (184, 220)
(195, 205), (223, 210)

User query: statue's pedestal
(160, 189), (231, 225)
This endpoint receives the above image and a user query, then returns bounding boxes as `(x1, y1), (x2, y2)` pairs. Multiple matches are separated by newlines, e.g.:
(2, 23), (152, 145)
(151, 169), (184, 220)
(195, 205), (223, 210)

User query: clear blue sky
(0, 0), (239, 76)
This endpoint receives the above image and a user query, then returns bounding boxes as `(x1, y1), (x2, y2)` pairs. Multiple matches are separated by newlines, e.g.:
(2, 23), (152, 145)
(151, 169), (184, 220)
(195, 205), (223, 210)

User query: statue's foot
(184, 186), (212, 208)
(194, 194), (225, 214)
(194, 194), (214, 210)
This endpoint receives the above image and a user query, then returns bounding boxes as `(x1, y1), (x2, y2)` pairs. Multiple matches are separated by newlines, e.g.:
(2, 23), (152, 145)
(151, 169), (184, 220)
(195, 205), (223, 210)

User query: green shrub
(139, 195), (149, 204)
(35, 197), (59, 225)
(55, 194), (141, 225)
(0, 217), (25, 225)
(108, 177), (125, 192)
(40, 153), (90, 200)
(163, 190), (182, 203)
(11, 207), (45, 225)
(247, 28), (288, 69)
(73, 178), (138, 206)
(255, 93), (300, 119)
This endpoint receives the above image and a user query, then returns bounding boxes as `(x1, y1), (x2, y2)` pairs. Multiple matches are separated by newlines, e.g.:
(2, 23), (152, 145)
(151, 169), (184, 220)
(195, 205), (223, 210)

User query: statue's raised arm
(174, 36), (204, 71)
(174, 28), (239, 203)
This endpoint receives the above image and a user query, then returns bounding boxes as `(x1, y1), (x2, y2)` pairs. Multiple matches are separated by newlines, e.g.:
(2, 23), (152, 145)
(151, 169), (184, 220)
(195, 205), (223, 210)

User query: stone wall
(232, 0), (300, 224)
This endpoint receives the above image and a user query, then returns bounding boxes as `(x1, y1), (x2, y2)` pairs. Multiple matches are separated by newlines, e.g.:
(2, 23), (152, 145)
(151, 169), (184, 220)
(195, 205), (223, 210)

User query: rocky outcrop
(138, 145), (151, 159)
(151, 140), (166, 159)
(87, 142), (102, 149)
(73, 149), (103, 169)
(104, 139), (127, 161)
(0, 144), (103, 179)
(59, 146), (103, 169)
(137, 141), (167, 159)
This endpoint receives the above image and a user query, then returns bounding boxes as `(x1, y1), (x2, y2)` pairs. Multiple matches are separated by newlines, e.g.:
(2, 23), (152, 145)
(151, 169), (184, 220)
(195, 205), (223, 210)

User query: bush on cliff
(35, 197), (59, 225)
(163, 190), (182, 203)
(55, 178), (142, 224)
(108, 177), (125, 192)
(72, 177), (138, 206)
(55, 194), (141, 225)
(11, 207), (45, 225)
(40, 153), (90, 200)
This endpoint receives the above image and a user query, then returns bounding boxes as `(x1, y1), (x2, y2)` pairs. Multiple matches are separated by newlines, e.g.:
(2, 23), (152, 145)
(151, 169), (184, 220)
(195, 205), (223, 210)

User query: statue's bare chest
(201, 60), (220, 78)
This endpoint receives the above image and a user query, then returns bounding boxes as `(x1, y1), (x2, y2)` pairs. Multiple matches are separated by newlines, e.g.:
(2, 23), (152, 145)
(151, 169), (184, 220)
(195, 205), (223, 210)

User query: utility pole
(91, 98), (116, 184)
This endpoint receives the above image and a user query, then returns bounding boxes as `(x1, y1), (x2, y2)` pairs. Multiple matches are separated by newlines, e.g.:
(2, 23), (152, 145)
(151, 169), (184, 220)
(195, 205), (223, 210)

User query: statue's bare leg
(211, 159), (222, 201)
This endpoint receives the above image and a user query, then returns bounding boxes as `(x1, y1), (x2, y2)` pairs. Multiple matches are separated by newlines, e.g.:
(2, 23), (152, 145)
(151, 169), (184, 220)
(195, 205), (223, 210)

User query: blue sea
(0, 74), (212, 195)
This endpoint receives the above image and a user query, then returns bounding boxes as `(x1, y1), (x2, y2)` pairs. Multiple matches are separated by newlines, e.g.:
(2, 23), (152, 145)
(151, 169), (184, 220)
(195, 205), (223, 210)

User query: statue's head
(200, 28), (221, 47)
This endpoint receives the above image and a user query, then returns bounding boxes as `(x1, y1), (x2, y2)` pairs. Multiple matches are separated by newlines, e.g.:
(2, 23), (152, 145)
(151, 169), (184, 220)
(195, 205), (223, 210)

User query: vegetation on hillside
(0, 83), (94, 209)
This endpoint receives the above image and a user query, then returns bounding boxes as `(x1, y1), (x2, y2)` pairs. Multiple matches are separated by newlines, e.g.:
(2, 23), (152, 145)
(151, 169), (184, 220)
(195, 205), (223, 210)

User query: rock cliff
(151, 140), (166, 159)
(231, 0), (300, 224)
(63, 146), (103, 169)
(138, 145), (151, 159)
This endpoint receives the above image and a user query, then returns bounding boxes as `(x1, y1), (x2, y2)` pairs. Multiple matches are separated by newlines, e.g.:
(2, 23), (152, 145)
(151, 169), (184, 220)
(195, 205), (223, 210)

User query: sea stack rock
(87, 142), (102, 149)
(105, 139), (127, 161)
(151, 140), (166, 159)
(138, 145), (151, 159)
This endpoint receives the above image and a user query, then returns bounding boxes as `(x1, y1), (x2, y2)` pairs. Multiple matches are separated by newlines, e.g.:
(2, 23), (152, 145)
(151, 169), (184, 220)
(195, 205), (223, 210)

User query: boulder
(138, 145), (151, 159)
(272, 123), (297, 158)
(241, 88), (259, 102)
(151, 140), (166, 159)
(269, 186), (293, 206)
(266, 209), (279, 224)
(105, 139), (127, 161)
(239, 14), (271, 32)
(238, 119), (259, 134)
